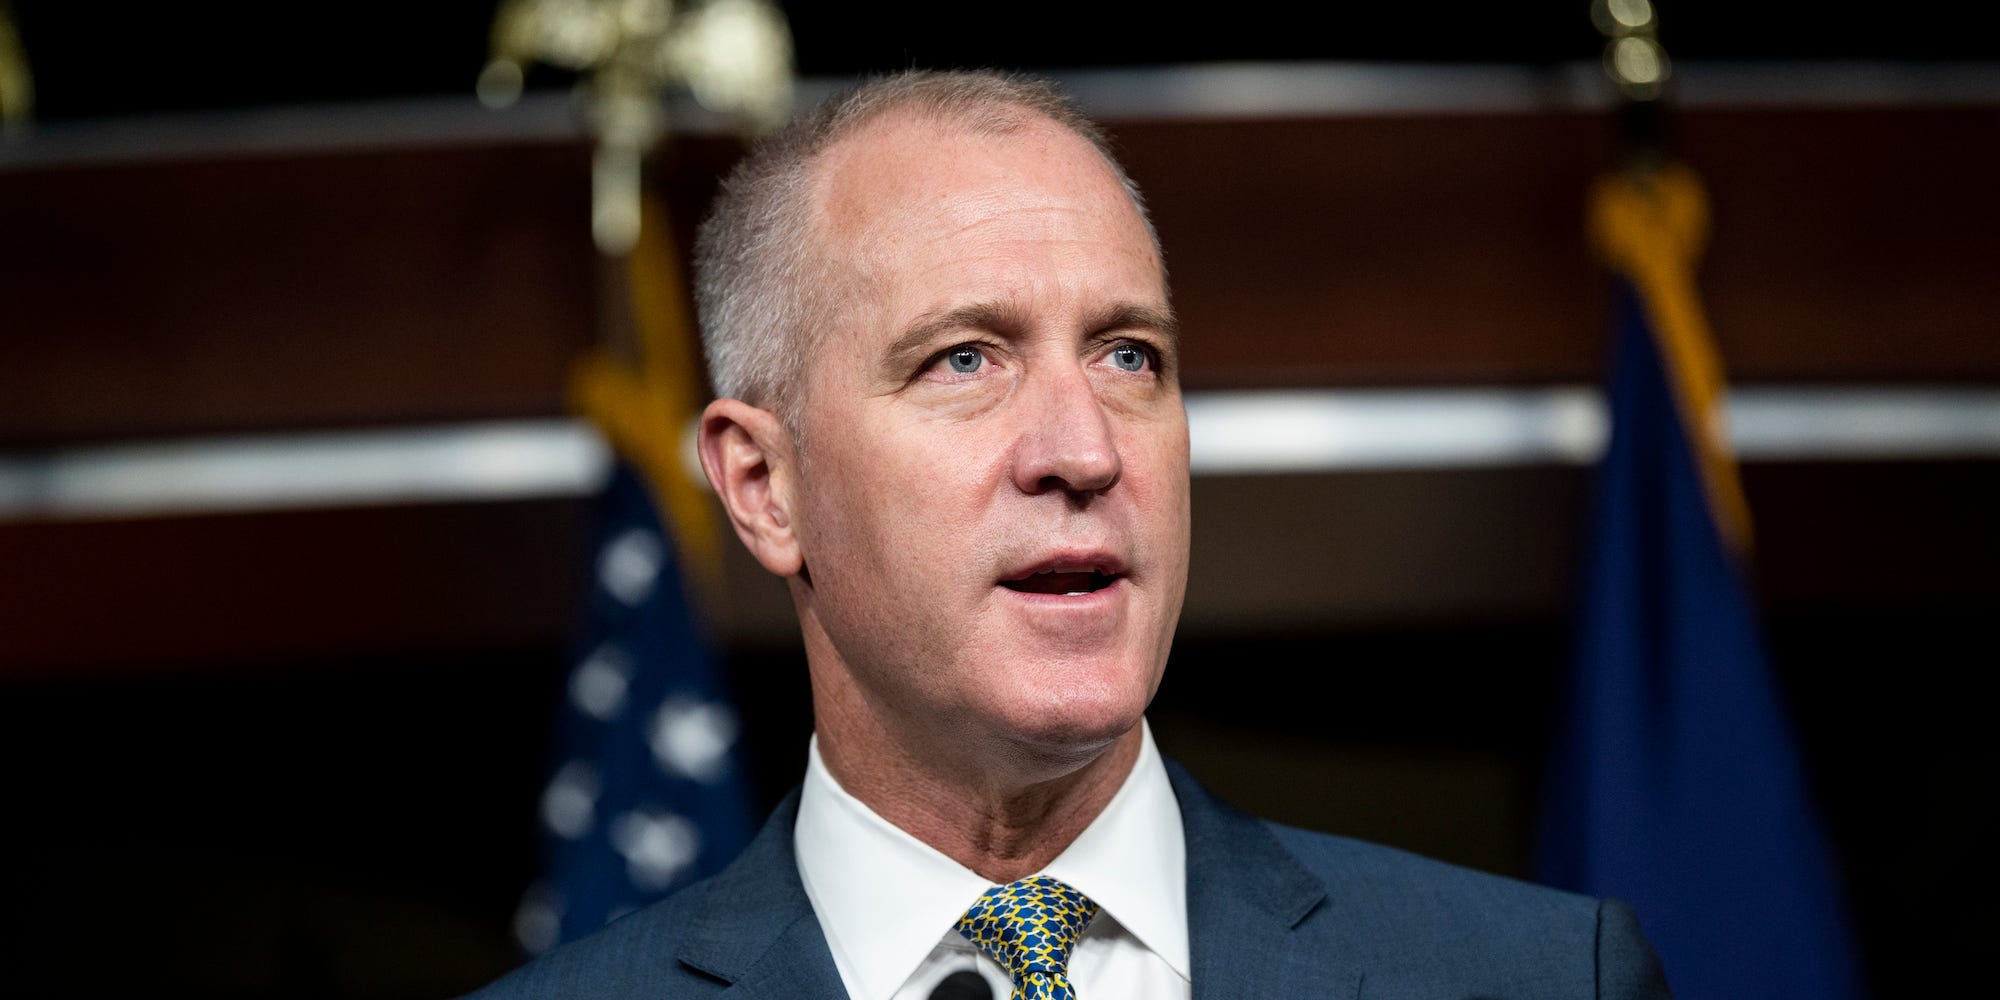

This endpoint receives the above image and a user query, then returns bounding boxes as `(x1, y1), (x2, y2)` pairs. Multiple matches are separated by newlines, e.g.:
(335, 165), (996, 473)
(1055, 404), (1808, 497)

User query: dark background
(10, 2), (1997, 123)
(3, 2), (1996, 996)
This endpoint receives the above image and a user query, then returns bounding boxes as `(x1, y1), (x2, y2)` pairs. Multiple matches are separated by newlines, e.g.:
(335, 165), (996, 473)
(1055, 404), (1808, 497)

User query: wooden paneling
(1117, 106), (2000, 388)
(5, 105), (1999, 447)
(1686, 108), (2000, 380)
(1127, 113), (1615, 387)
(0, 141), (600, 445)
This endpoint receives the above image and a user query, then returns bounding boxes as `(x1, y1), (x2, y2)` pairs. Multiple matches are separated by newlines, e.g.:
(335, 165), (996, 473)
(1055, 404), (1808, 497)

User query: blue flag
(1538, 167), (1864, 1000)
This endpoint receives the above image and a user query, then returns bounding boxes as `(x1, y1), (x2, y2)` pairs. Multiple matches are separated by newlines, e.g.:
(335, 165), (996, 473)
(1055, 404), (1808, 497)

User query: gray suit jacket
(468, 759), (1671, 998)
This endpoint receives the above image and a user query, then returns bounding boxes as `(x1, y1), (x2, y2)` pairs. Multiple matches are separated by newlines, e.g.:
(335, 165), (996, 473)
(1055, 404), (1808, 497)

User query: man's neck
(813, 698), (1144, 884)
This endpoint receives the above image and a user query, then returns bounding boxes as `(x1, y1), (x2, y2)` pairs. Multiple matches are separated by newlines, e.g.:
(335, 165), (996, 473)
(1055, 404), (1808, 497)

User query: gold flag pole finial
(479, 0), (794, 255)
(0, 1), (34, 138)
(1593, 0), (1670, 103)
(1593, 0), (1671, 175)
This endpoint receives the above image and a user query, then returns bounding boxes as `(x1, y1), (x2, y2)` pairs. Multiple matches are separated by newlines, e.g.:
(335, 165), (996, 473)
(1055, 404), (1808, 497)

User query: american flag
(514, 458), (756, 951)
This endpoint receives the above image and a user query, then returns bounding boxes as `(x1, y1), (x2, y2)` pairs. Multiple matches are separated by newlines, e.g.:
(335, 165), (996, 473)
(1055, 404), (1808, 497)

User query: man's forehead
(793, 101), (1170, 385)
(812, 107), (1126, 235)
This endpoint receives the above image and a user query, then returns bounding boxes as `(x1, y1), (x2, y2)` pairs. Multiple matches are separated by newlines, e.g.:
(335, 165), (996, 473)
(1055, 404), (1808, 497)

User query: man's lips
(1002, 570), (1117, 596)
(997, 553), (1127, 596)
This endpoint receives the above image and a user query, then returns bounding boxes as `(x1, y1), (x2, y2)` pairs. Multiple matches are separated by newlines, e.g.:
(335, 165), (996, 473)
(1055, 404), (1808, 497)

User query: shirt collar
(1043, 720), (1189, 981)
(794, 720), (1189, 1000)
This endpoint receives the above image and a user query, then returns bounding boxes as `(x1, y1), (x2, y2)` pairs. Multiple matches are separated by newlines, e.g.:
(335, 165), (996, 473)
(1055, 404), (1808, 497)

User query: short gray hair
(692, 69), (1159, 429)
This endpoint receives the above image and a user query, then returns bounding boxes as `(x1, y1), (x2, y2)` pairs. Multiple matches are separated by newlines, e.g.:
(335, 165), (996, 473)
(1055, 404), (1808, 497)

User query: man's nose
(1012, 364), (1122, 498)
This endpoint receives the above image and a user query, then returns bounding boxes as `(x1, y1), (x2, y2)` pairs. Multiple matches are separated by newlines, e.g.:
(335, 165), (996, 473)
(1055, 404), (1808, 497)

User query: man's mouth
(999, 565), (1123, 596)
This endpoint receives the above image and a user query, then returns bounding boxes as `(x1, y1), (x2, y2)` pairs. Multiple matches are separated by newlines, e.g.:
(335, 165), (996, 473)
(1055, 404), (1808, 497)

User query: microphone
(927, 969), (993, 1000)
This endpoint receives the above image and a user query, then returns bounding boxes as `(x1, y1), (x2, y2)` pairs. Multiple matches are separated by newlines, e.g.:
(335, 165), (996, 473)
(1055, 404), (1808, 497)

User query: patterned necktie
(955, 875), (1099, 1000)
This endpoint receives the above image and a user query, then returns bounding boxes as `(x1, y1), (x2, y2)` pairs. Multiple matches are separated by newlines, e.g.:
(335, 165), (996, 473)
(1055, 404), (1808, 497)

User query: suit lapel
(675, 790), (847, 997)
(1167, 759), (1364, 1000)
(715, 914), (848, 999)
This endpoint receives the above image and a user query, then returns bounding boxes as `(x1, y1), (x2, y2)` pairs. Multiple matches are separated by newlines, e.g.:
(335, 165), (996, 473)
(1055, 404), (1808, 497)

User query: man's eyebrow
(1088, 304), (1180, 345)
(882, 300), (1034, 369)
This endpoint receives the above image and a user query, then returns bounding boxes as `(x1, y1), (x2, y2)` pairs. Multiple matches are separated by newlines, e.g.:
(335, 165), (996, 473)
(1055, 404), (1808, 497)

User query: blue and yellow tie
(955, 875), (1098, 1000)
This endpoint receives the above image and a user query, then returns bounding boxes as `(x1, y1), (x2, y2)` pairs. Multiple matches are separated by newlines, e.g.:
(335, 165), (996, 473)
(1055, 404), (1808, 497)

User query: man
(471, 70), (1671, 999)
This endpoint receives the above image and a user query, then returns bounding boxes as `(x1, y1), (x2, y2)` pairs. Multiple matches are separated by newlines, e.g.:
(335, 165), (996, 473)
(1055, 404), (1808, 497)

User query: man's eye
(1109, 344), (1150, 372)
(944, 346), (984, 374)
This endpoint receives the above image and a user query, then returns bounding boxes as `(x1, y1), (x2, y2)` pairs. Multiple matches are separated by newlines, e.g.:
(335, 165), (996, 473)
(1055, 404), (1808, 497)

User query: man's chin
(978, 690), (1149, 767)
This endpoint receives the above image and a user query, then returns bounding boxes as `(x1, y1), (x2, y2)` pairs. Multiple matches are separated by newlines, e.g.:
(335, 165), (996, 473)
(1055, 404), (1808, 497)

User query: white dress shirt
(794, 720), (1192, 1000)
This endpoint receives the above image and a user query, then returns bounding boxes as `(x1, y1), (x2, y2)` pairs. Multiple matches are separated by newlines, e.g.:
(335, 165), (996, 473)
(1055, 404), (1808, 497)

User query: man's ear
(696, 397), (804, 578)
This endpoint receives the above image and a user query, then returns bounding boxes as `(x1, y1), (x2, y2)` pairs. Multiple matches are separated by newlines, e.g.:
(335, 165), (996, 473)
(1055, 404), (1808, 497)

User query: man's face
(787, 111), (1190, 758)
